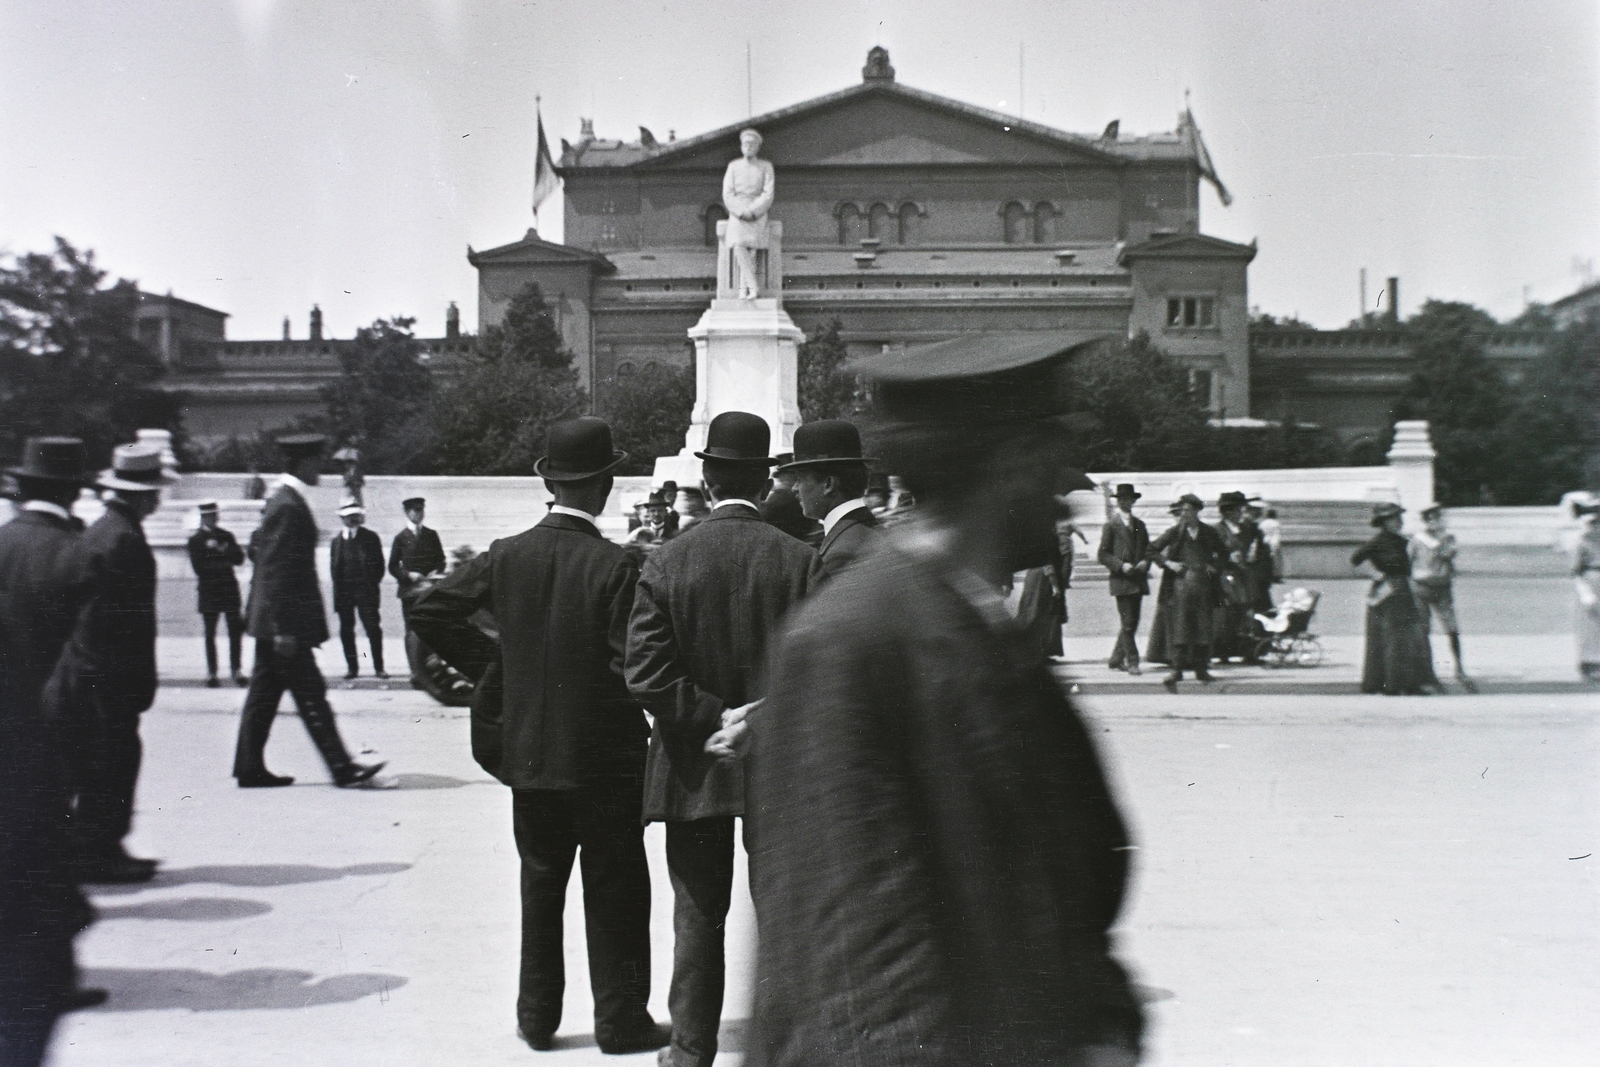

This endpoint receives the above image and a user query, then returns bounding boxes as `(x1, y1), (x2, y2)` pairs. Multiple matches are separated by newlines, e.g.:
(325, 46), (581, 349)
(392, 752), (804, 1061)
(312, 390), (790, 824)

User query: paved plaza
(48, 577), (1599, 1067)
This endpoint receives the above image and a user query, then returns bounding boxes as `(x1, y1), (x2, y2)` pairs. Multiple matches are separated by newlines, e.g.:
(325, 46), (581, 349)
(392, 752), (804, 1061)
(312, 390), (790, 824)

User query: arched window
(1002, 201), (1029, 244)
(1032, 201), (1058, 244)
(868, 203), (894, 241)
(836, 203), (866, 245)
(897, 202), (923, 245)
(702, 203), (728, 248)
(616, 360), (636, 377)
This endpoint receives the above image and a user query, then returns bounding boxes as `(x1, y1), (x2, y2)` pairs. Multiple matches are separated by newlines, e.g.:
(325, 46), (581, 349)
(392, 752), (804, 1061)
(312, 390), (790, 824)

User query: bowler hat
(276, 433), (327, 458)
(1370, 501), (1404, 526)
(402, 497), (426, 510)
(535, 416), (628, 481)
(1217, 491), (1248, 510)
(8, 436), (88, 485)
(1112, 483), (1141, 501)
(775, 420), (875, 473)
(693, 411), (777, 465)
(97, 443), (179, 492)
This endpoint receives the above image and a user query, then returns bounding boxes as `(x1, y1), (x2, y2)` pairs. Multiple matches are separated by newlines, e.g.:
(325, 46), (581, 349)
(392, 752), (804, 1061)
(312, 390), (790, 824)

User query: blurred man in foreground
(746, 334), (1143, 1067)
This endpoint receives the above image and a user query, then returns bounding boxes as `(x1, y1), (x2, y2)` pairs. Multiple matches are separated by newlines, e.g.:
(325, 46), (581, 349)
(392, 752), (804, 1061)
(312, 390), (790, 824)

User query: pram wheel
(1290, 635), (1323, 668)
(1254, 635), (1285, 668)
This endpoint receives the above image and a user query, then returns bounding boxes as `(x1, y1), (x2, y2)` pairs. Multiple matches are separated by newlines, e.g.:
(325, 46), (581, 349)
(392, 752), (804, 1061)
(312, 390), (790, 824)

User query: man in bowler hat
(52, 444), (177, 883)
(1097, 483), (1151, 674)
(0, 438), (100, 1064)
(330, 502), (387, 680)
(744, 333), (1143, 1067)
(777, 419), (881, 578)
(231, 434), (384, 788)
(411, 417), (667, 1054)
(187, 501), (247, 687)
(625, 411), (822, 1067)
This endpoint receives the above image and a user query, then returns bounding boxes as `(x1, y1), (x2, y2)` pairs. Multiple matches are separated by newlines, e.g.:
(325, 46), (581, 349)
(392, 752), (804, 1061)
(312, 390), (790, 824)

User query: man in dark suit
(1097, 482), (1151, 674)
(0, 438), (99, 1066)
(186, 500), (247, 687)
(625, 411), (821, 1067)
(388, 496), (445, 614)
(52, 444), (177, 884)
(778, 419), (880, 579)
(330, 502), (387, 680)
(410, 417), (667, 1055)
(744, 334), (1143, 1067)
(231, 434), (383, 789)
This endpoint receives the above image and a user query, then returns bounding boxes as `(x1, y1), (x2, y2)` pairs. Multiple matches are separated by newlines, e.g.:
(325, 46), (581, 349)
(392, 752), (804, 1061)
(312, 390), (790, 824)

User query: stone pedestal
(1385, 419), (1436, 527)
(653, 220), (802, 487)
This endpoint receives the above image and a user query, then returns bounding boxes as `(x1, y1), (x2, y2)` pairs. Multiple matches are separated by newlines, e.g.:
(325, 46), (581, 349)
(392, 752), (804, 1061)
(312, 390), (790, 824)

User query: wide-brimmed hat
(776, 420), (876, 473)
(1370, 501), (1405, 526)
(276, 433), (327, 458)
(97, 444), (179, 492)
(645, 489), (671, 508)
(693, 411), (777, 465)
(8, 436), (89, 485)
(535, 416), (628, 481)
(1217, 491), (1249, 510)
(1112, 483), (1141, 501)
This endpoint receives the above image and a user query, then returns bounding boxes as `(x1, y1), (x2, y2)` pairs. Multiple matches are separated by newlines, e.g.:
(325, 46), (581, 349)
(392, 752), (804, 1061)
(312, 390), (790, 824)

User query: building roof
(1117, 232), (1257, 265)
(467, 230), (616, 272)
(1549, 279), (1600, 311)
(137, 290), (230, 319)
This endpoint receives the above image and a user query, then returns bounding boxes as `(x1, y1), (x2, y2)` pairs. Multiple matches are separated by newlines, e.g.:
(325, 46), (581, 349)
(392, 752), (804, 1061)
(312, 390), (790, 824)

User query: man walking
(53, 443), (176, 883)
(777, 419), (880, 578)
(411, 417), (666, 1055)
(744, 335), (1143, 1067)
(0, 438), (99, 1065)
(186, 501), (247, 687)
(232, 434), (383, 788)
(330, 502), (387, 680)
(1410, 503), (1476, 691)
(625, 411), (821, 1067)
(1097, 482), (1151, 674)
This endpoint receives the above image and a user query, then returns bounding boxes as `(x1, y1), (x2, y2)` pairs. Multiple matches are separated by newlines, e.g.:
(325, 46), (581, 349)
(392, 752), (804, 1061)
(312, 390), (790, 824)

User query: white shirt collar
(278, 472), (309, 495)
(548, 504), (598, 528)
(407, 520), (423, 534)
(342, 525), (360, 538)
(822, 498), (870, 536)
(21, 500), (72, 521)
(712, 498), (760, 513)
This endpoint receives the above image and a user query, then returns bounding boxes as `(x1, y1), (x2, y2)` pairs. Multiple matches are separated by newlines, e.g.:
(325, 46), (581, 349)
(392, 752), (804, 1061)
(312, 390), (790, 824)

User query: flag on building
(1181, 107), (1233, 208)
(532, 109), (559, 217)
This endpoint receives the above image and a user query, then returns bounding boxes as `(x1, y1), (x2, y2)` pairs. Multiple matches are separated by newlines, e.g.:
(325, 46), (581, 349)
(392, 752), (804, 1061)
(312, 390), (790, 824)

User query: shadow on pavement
(90, 862), (410, 896)
(96, 897), (272, 922)
(383, 772), (487, 790)
(78, 967), (407, 1012)
(554, 1020), (745, 1054)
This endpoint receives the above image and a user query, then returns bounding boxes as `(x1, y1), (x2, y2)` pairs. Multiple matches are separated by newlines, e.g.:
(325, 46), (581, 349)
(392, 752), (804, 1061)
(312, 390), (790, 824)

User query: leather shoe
(233, 672), (250, 688)
(599, 1021), (671, 1055)
(63, 987), (108, 1011)
(205, 676), (221, 688)
(1125, 663), (1142, 676)
(374, 669), (389, 679)
(517, 1025), (555, 1051)
(343, 668), (359, 680)
(334, 761), (386, 788)
(1161, 672), (1180, 694)
(1194, 669), (1215, 683)
(238, 771), (295, 788)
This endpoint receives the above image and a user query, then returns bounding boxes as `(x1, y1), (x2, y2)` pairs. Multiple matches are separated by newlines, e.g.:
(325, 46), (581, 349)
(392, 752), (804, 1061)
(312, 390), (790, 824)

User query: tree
(602, 361), (695, 475)
(1059, 333), (1218, 471)
(797, 319), (865, 422)
(430, 282), (586, 475)
(1498, 309), (1600, 502)
(322, 317), (434, 474)
(0, 238), (184, 466)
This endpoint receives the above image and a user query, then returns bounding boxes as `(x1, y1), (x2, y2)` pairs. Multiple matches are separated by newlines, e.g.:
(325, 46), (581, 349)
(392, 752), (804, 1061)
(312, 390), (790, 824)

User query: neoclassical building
(469, 47), (1257, 416)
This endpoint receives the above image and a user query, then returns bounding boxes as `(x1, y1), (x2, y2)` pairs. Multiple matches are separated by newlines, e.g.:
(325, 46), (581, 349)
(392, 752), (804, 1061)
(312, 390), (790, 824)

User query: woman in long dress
(1573, 501), (1600, 682)
(1350, 502), (1439, 695)
(1145, 494), (1227, 691)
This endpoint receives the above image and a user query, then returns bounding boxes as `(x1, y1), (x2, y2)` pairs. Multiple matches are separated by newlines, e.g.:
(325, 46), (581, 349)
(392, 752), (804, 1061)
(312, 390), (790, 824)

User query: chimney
(282, 316), (291, 341)
(309, 304), (323, 341)
(445, 301), (460, 340)
(1387, 277), (1400, 324)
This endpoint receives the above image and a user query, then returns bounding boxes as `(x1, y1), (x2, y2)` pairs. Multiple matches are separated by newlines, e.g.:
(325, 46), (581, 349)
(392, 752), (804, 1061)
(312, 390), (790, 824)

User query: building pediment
(1118, 232), (1257, 264)
(467, 231), (615, 272)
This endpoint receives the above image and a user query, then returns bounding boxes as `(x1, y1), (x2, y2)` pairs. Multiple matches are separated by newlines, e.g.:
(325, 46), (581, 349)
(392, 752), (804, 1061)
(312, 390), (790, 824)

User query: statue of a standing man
(722, 128), (775, 300)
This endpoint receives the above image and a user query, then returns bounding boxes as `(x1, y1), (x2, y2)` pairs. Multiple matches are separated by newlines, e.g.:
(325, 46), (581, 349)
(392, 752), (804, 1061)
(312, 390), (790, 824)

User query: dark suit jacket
(388, 525), (446, 596)
(410, 513), (648, 790)
(56, 501), (159, 714)
(0, 510), (87, 716)
(245, 484), (329, 646)
(329, 526), (386, 610)
(187, 525), (244, 613)
(745, 542), (1142, 1066)
(625, 504), (822, 821)
(1096, 513), (1151, 597)
(817, 505), (880, 579)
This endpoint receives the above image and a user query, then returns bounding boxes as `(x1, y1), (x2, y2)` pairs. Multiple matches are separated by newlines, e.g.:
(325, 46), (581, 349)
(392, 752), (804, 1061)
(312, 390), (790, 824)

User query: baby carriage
(1252, 588), (1323, 668)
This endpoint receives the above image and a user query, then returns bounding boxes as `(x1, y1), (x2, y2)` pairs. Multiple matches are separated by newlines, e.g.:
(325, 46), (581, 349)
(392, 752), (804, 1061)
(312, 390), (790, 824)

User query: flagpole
(534, 94), (542, 237)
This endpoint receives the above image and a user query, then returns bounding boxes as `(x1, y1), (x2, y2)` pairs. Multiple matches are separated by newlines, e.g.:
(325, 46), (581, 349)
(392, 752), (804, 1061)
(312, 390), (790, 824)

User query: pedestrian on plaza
(1213, 491), (1265, 663)
(763, 453), (825, 546)
(627, 490), (676, 551)
(1569, 499), (1600, 682)
(1245, 496), (1279, 606)
(242, 463), (266, 501)
(231, 434), (385, 788)
(744, 334), (1143, 1067)
(389, 495), (446, 624)
(778, 419), (881, 578)
(410, 417), (667, 1055)
(624, 411), (821, 1067)
(1409, 504), (1476, 692)
(1014, 560), (1065, 659)
(329, 502), (387, 680)
(50, 444), (176, 883)
(0, 438), (101, 1065)
(186, 501), (247, 688)
(1097, 483), (1151, 674)
(658, 481), (681, 538)
(1350, 502), (1439, 696)
(1146, 493), (1227, 691)
(1257, 503), (1285, 581)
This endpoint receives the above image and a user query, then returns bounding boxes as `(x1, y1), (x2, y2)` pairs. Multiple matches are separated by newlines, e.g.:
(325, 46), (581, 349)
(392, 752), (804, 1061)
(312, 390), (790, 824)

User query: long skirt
(1578, 574), (1600, 675)
(1360, 582), (1439, 694)
(1146, 578), (1213, 665)
(1016, 567), (1064, 658)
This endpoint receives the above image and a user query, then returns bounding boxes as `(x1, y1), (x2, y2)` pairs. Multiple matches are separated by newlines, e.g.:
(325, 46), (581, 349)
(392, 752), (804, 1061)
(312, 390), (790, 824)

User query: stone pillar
(1386, 419), (1436, 526)
(653, 220), (802, 487)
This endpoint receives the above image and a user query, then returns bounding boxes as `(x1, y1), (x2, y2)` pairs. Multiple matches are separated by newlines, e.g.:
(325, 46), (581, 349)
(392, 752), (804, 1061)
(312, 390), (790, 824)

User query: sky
(2, 0), (1596, 340)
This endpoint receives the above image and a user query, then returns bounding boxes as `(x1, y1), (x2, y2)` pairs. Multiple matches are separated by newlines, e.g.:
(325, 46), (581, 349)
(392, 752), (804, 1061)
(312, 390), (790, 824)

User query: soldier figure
(330, 502), (387, 680)
(186, 501), (247, 687)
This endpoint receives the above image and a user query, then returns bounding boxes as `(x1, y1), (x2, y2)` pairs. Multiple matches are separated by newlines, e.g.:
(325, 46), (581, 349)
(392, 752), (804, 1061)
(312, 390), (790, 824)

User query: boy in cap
(187, 501), (247, 687)
(1410, 504), (1475, 691)
(330, 502), (387, 680)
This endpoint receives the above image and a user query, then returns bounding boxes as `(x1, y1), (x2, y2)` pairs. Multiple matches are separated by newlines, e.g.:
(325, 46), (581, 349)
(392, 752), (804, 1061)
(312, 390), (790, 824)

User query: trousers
(1108, 595), (1144, 667)
(232, 639), (354, 779)
(663, 817), (739, 1067)
(202, 610), (243, 677)
(335, 604), (384, 674)
(511, 784), (653, 1043)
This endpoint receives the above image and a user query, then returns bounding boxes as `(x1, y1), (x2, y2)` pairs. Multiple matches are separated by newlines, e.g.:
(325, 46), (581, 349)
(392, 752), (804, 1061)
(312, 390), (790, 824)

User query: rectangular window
(1189, 368), (1214, 408)
(1166, 296), (1216, 329)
